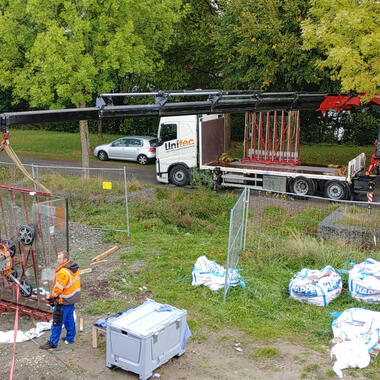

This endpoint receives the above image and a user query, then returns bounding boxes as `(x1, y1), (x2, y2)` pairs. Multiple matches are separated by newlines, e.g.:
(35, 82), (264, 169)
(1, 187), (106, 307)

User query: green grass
(6, 129), (125, 161)
(65, 186), (380, 353)
(1, 158), (377, 374)
(250, 347), (281, 359)
(304, 363), (319, 372)
(337, 205), (380, 228)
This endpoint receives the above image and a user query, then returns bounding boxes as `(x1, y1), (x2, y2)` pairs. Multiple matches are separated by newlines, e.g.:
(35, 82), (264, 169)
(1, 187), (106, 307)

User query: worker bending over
(40, 251), (80, 349)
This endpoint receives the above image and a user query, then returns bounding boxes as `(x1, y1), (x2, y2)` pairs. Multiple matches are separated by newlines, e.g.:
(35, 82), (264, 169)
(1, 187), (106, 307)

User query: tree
(302, 0), (380, 95)
(214, 0), (334, 91)
(0, 0), (182, 174)
(151, 0), (221, 90)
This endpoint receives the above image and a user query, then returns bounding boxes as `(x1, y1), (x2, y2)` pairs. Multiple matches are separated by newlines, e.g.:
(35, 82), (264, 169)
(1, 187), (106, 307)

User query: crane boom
(0, 90), (327, 132)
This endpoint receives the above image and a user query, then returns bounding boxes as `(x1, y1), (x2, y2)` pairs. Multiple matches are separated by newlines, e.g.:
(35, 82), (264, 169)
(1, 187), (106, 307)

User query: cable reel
(0, 225), (35, 297)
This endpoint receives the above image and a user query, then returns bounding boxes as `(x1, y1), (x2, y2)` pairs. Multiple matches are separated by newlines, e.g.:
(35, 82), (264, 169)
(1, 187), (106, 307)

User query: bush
(340, 112), (379, 145)
(301, 111), (379, 145)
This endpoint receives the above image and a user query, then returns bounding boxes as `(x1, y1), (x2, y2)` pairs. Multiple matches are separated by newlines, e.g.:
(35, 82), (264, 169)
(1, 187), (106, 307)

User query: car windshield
(149, 139), (158, 147)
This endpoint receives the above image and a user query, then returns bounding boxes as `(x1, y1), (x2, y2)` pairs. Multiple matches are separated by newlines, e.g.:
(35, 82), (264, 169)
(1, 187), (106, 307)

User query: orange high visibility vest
(51, 261), (81, 305)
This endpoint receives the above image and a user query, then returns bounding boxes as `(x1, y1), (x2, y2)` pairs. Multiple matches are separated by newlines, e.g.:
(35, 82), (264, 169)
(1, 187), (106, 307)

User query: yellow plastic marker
(102, 181), (112, 190)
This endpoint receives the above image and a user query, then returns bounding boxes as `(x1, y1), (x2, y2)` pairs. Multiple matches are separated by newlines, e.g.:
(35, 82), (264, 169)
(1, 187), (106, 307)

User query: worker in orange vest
(40, 251), (80, 349)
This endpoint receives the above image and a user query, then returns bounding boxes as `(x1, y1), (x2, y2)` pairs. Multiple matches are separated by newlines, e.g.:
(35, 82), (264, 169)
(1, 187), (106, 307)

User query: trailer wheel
(290, 177), (316, 196)
(324, 180), (347, 200)
(170, 165), (189, 186)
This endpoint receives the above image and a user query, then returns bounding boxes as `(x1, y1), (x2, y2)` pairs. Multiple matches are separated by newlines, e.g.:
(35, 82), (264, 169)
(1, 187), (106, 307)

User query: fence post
(223, 210), (234, 304)
(123, 166), (130, 237)
(36, 165), (39, 189)
(243, 188), (250, 251)
(31, 164), (37, 192)
(65, 197), (70, 254)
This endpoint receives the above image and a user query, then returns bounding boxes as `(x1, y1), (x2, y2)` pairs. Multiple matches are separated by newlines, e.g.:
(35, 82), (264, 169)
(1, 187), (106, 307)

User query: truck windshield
(160, 123), (177, 142)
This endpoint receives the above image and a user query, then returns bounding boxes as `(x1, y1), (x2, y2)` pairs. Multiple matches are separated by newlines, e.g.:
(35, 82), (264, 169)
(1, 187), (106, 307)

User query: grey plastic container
(106, 299), (187, 380)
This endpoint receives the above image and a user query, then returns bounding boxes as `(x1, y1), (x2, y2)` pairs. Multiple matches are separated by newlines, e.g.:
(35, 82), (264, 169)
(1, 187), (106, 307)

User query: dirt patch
(81, 279), (112, 299)
(127, 260), (146, 275)
(0, 322), (371, 380)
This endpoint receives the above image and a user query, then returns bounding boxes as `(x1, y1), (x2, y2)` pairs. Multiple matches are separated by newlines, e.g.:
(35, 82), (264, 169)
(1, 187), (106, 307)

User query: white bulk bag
(289, 266), (342, 306)
(349, 258), (380, 303)
(330, 307), (380, 377)
(192, 255), (245, 292)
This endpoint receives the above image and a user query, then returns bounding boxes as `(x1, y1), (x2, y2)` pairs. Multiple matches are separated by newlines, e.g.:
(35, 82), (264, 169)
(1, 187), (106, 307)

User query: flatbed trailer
(156, 111), (366, 199)
(201, 155), (365, 196)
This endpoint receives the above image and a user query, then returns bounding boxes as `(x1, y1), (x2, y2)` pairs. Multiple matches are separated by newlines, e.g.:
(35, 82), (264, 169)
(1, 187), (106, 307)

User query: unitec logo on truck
(164, 139), (195, 151)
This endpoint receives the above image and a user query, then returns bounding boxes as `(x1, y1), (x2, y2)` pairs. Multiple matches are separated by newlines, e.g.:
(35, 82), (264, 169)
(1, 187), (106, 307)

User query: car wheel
(170, 165), (189, 186)
(98, 150), (108, 161)
(289, 177), (316, 196)
(324, 180), (347, 200)
(137, 154), (148, 165)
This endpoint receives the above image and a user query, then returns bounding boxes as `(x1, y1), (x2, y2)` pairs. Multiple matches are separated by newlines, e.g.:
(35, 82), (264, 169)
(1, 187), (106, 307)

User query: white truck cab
(156, 114), (223, 186)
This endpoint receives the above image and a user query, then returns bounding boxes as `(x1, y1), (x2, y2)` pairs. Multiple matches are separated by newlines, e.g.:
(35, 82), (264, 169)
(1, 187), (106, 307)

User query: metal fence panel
(0, 161), (130, 237)
(224, 189), (380, 304)
(223, 187), (250, 303)
(0, 187), (66, 313)
(248, 191), (379, 247)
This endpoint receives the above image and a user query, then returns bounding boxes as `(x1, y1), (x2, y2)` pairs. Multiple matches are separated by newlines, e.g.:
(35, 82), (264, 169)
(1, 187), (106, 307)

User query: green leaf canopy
(0, 0), (182, 108)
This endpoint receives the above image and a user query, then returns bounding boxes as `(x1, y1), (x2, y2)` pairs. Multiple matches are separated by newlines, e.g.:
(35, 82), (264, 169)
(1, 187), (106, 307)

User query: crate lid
(108, 299), (186, 337)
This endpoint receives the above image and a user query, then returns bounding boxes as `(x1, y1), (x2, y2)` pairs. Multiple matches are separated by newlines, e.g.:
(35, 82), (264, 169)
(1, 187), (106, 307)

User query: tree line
(0, 0), (378, 149)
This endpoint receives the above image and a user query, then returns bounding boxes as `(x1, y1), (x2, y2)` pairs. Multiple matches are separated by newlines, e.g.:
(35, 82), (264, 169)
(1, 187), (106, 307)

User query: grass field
(0, 155), (379, 377)
(65, 184), (380, 377)
(4, 129), (124, 161)
(2, 129), (375, 166)
(78, 186), (380, 376)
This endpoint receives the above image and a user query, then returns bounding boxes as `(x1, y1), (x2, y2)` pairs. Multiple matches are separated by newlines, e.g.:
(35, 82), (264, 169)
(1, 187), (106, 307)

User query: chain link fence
(0, 187), (67, 314)
(0, 161), (130, 238)
(248, 191), (380, 249)
(223, 187), (250, 303)
(224, 189), (380, 303)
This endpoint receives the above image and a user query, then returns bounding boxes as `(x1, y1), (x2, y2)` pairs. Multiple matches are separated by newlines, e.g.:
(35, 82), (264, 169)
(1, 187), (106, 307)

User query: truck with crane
(154, 92), (379, 200)
(0, 90), (378, 200)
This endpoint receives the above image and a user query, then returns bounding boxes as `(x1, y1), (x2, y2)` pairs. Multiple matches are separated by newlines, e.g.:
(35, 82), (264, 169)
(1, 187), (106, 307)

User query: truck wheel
(290, 177), (316, 196)
(98, 150), (108, 161)
(170, 165), (189, 186)
(324, 180), (347, 200)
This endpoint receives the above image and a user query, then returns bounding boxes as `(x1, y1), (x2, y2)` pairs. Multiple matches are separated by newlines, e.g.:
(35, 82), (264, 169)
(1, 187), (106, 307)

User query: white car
(94, 136), (157, 164)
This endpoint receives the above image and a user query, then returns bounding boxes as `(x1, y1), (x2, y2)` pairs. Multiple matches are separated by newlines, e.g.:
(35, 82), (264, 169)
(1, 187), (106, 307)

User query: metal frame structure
(0, 186), (67, 321)
(242, 110), (300, 166)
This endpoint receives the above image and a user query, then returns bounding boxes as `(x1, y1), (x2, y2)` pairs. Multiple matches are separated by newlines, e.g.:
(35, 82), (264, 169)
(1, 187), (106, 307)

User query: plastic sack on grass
(191, 255), (245, 292)
(330, 340), (370, 378)
(349, 258), (380, 304)
(330, 308), (380, 378)
(0, 321), (51, 344)
(289, 266), (342, 306)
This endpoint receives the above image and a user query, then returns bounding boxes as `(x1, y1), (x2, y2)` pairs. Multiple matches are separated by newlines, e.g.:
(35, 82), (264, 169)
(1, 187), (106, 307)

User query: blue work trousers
(49, 304), (76, 347)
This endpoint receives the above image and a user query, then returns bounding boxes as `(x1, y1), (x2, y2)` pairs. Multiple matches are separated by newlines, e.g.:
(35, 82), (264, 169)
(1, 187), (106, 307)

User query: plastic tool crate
(106, 299), (187, 380)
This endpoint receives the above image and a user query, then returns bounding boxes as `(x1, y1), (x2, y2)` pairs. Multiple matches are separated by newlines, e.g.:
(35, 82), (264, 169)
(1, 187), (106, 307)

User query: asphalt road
(0, 155), (158, 185)
(0, 154), (379, 201)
